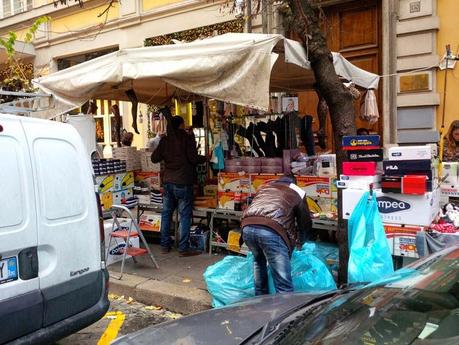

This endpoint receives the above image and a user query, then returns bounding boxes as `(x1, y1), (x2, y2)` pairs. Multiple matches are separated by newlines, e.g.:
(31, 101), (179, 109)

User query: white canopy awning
(33, 33), (379, 116)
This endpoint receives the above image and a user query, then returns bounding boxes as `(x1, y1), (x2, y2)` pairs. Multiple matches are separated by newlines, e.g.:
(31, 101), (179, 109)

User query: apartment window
(1, 0), (32, 18)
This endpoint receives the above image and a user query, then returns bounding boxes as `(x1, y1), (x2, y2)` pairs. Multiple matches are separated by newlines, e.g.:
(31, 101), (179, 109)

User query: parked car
(0, 114), (109, 345)
(113, 245), (459, 345)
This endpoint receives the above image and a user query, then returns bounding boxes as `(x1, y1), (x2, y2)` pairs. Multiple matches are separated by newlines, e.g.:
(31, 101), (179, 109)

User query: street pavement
(56, 294), (182, 345)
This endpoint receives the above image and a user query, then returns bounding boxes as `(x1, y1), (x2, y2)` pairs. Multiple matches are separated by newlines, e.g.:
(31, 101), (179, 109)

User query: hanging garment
(236, 124), (264, 157)
(360, 89), (379, 124)
(273, 117), (286, 155)
(211, 143), (225, 171)
(300, 115), (315, 156)
(256, 121), (277, 157)
(247, 122), (266, 157)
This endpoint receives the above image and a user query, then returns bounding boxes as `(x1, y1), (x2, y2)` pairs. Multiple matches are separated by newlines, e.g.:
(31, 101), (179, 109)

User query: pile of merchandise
(95, 171), (136, 211)
(339, 137), (440, 258)
(92, 159), (126, 175)
(113, 147), (141, 171)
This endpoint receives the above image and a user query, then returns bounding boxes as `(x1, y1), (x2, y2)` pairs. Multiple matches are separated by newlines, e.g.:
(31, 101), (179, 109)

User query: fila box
(342, 188), (440, 226)
(387, 145), (434, 161)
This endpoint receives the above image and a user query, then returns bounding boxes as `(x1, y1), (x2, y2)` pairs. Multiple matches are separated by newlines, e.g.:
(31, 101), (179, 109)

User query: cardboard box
(112, 188), (134, 206)
(96, 174), (115, 193)
(383, 224), (423, 258)
(217, 172), (251, 193)
(383, 160), (432, 176)
(135, 171), (161, 190)
(342, 188), (440, 226)
(114, 171), (134, 191)
(347, 149), (384, 162)
(342, 162), (378, 176)
(402, 175), (427, 195)
(139, 213), (161, 232)
(440, 187), (459, 197)
(441, 162), (459, 187)
(296, 176), (335, 198)
(337, 175), (382, 190)
(217, 191), (249, 210)
(306, 196), (338, 214)
(342, 135), (380, 148)
(100, 192), (113, 211)
(104, 219), (140, 266)
(388, 145), (433, 161)
(137, 194), (151, 205)
(381, 176), (402, 194)
(250, 174), (282, 193)
(204, 185), (218, 198)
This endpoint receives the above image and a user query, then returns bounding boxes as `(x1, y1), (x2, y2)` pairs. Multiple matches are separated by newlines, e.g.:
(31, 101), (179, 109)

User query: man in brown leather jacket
(241, 175), (313, 295)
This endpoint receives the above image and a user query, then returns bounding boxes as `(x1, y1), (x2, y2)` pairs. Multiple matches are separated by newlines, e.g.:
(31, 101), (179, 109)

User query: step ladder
(107, 205), (159, 280)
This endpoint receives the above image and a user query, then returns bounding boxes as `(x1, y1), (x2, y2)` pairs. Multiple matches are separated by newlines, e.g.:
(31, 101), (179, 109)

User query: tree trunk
(288, 0), (357, 285)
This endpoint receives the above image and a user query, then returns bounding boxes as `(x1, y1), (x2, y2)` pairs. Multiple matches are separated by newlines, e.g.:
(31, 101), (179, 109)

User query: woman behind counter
(443, 120), (459, 161)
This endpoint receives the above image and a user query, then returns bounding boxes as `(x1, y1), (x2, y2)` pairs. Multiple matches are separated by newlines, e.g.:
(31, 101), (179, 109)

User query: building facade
(1, 0), (457, 149)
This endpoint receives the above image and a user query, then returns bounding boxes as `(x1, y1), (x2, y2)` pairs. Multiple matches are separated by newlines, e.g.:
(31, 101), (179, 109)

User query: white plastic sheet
(33, 33), (379, 118)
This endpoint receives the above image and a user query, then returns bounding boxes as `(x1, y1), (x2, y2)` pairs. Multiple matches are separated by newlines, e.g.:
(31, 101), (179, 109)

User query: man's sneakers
(178, 249), (201, 257)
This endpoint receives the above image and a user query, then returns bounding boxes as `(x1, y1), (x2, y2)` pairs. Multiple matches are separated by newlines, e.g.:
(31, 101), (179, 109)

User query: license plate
(0, 257), (18, 284)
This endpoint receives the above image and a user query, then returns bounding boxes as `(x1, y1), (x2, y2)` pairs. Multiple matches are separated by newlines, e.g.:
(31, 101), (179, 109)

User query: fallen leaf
(127, 297), (134, 304)
(145, 306), (162, 310)
(182, 279), (191, 283)
(117, 295), (125, 301)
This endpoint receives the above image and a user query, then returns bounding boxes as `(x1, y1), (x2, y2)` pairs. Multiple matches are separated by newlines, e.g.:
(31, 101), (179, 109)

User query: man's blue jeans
(242, 225), (293, 295)
(160, 183), (193, 252)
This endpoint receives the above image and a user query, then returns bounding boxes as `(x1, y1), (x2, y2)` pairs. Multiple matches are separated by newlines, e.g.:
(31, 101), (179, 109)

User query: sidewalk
(108, 244), (226, 315)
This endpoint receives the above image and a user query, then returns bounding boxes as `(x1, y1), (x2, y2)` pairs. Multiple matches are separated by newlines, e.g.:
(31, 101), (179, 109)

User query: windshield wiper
(246, 291), (344, 345)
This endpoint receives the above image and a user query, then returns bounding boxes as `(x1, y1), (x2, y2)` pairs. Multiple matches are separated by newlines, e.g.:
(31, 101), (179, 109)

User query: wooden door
(297, 0), (382, 152)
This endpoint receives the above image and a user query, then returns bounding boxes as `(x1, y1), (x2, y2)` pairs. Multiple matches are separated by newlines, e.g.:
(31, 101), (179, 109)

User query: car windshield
(272, 248), (459, 345)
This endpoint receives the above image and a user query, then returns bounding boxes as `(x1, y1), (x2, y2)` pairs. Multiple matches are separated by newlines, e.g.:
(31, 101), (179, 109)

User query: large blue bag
(204, 247), (337, 307)
(268, 249), (337, 293)
(203, 253), (255, 308)
(301, 241), (339, 274)
(348, 192), (394, 283)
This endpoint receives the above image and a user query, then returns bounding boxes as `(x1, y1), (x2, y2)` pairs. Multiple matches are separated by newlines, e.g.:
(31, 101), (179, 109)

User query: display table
(202, 208), (338, 255)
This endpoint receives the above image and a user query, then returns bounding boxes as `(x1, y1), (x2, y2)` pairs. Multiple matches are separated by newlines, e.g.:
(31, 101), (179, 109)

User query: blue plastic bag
(204, 247), (337, 308)
(301, 241), (339, 274)
(268, 249), (337, 293)
(348, 192), (394, 283)
(203, 253), (255, 308)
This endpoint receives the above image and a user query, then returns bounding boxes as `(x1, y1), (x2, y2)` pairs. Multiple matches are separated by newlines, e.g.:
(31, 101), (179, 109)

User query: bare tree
(286, 1), (356, 284)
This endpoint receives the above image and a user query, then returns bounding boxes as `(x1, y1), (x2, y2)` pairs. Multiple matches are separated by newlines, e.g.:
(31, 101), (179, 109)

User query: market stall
(32, 33), (382, 261)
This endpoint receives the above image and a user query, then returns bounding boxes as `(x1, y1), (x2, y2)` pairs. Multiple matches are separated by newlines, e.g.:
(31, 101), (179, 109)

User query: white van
(0, 114), (109, 344)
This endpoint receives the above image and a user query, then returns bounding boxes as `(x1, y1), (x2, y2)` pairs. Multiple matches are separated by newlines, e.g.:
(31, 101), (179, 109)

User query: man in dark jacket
(152, 107), (205, 256)
(241, 175), (314, 295)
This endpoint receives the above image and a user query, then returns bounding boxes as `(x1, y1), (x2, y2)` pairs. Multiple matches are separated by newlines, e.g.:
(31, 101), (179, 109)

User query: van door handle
(18, 247), (39, 280)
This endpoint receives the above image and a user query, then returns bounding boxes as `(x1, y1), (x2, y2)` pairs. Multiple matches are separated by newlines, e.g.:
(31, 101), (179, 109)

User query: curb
(108, 272), (212, 315)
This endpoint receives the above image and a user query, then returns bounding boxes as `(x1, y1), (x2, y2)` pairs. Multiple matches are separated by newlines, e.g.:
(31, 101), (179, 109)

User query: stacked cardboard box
(113, 147), (141, 171)
(139, 149), (161, 172)
(440, 162), (459, 197)
(96, 171), (135, 211)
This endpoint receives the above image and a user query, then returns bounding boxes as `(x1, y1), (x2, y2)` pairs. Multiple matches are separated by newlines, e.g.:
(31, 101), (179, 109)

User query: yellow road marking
(97, 311), (126, 345)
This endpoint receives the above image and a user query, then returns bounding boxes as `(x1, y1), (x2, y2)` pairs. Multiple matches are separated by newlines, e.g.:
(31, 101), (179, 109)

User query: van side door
(0, 115), (42, 343)
(21, 118), (104, 327)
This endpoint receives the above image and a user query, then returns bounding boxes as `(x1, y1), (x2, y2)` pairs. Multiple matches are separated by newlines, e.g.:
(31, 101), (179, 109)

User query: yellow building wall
(437, 0), (459, 132)
(50, 3), (119, 36)
(143, 0), (181, 12)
